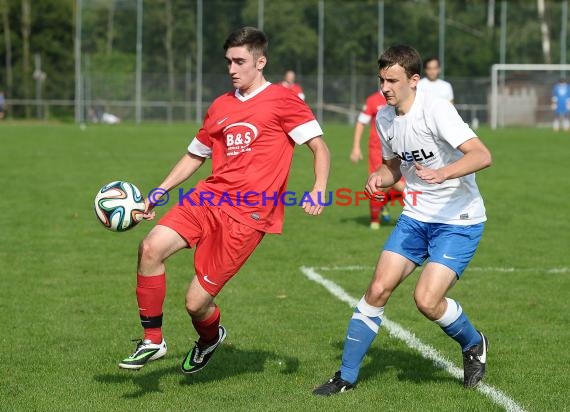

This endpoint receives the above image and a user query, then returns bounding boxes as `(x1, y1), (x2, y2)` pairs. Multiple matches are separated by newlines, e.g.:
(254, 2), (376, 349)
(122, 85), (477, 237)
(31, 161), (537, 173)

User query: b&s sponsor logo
(223, 122), (258, 156)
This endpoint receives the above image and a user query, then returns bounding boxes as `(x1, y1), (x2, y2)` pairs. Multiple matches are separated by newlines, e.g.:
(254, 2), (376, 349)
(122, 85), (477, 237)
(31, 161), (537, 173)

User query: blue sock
(435, 298), (482, 352)
(340, 297), (384, 384)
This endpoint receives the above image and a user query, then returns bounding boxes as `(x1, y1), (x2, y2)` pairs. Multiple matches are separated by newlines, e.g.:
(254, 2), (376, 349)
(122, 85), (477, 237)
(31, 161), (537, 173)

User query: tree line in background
(0, 0), (568, 107)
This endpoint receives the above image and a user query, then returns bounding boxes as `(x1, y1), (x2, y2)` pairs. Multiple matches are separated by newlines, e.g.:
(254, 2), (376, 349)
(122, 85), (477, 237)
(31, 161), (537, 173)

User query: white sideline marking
(300, 266), (527, 412)
(315, 265), (569, 274)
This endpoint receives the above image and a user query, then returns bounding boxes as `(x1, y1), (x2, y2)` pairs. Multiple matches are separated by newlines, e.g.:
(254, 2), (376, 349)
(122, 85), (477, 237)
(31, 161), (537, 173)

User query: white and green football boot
(181, 326), (226, 374)
(119, 339), (167, 370)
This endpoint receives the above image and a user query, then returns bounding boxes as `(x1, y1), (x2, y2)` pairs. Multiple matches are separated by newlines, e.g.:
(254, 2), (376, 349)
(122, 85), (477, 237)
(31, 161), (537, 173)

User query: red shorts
(158, 200), (265, 296)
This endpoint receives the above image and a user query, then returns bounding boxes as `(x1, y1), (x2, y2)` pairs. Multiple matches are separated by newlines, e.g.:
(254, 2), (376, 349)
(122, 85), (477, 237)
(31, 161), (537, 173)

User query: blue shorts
(384, 214), (484, 277)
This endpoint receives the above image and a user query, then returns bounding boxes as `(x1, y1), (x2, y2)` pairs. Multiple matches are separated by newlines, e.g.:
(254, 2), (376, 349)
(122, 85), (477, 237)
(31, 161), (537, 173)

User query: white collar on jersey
(394, 90), (423, 118)
(234, 81), (272, 102)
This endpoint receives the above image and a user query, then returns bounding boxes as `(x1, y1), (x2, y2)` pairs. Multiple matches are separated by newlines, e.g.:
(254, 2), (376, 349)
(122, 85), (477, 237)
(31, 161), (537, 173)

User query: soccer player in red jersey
(118, 27), (330, 373)
(281, 70), (306, 101)
(350, 90), (405, 229)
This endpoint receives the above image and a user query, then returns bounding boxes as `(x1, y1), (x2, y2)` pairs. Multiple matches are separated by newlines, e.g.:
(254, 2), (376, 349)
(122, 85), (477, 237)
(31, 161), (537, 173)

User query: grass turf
(0, 122), (568, 411)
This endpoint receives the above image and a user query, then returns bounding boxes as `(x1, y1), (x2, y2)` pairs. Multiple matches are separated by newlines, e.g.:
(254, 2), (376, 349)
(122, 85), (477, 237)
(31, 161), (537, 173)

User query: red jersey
(187, 82), (322, 234)
(280, 81), (306, 101)
(357, 92), (387, 148)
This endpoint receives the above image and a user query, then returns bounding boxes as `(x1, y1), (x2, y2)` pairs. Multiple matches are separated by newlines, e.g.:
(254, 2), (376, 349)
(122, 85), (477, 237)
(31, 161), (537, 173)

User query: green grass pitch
(0, 122), (568, 411)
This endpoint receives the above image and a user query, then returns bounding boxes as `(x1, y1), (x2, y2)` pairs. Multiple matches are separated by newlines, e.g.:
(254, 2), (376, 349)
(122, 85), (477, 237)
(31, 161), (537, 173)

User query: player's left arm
(301, 136), (330, 215)
(414, 137), (492, 184)
(416, 101), (492, 184)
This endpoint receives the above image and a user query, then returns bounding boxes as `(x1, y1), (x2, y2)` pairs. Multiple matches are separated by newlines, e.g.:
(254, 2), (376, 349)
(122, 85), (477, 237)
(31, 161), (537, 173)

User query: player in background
(0, 91), (5, 120)
(350, 90), (405, 229)
(551, 78), (570, 131)
(314, 45), (492, 395)
(281, 70), (306, 101)
(417, 57), (454, 103)
(118, 27), (330, 373)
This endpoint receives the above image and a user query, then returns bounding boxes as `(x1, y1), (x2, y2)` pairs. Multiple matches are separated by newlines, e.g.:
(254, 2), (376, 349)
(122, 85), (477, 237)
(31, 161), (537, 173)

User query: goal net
(490, 64), (570, 129)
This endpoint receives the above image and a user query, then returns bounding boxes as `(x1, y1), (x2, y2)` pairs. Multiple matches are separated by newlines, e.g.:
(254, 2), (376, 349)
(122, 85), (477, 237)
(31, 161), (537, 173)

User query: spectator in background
(88, 105), (120, 124)
(101, 112), (121, 124)
(280, 70), (305, 101)
(0, 91), (5, 120)
(551, 78), (570, 131)
(417, 57), (454, 103)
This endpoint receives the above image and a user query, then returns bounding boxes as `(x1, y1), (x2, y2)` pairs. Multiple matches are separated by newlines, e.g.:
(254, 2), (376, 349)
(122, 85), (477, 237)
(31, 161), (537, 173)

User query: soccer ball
(94, 181), (145, 232)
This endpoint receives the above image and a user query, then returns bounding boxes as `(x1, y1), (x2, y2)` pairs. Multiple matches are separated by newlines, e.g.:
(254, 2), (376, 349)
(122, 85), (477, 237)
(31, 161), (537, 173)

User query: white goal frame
(490, 63), (570, 129)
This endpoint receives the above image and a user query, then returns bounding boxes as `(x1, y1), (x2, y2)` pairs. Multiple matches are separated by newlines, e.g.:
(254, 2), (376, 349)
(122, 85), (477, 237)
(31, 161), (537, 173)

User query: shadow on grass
(93, 345), (299, 398)
(179, 345), (298, 386)
(331, 341), (458, 385)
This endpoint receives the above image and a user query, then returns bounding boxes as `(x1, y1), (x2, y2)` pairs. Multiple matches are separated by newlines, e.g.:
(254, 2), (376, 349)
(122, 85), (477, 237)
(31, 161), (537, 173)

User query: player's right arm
(350, 122), (365, 163)
(365, 158), (401, 198)
(351, 99), (373, 163)
(155, 153), (205, 193)
(447, 81), (455, 104)
(143, 153), (205, 220)
(144, 111), (213, 220)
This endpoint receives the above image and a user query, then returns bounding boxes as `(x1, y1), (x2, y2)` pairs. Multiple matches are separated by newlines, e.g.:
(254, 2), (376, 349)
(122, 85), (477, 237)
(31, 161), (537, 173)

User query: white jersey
(417, 78), (454, 102)
(376, 91), (486, 225)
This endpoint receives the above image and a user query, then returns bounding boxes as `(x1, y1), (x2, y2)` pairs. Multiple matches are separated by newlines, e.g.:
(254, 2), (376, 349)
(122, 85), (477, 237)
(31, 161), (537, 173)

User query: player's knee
(185, 298), (208, 317)
(367, 281), (393, 304)
(138, 237), (162, 264)
(413, 291), (439, 320)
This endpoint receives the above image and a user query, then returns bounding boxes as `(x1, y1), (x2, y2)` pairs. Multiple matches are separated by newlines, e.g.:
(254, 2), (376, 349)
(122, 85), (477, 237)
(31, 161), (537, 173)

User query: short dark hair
(223, 27), (268, 58)
(423, 56), (440, 69)
(378, 45), (422, 79)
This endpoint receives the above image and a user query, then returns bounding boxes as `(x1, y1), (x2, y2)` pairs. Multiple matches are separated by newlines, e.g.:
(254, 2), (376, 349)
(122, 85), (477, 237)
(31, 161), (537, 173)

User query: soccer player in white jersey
(314, 45), (492, 396)
(417, 56), (454, 103)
